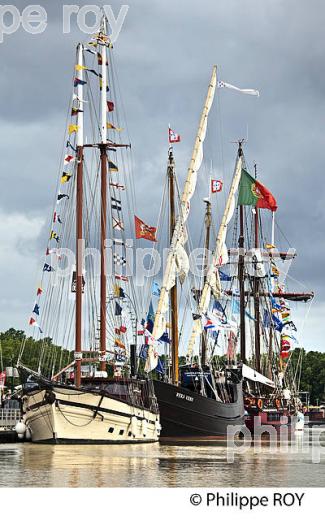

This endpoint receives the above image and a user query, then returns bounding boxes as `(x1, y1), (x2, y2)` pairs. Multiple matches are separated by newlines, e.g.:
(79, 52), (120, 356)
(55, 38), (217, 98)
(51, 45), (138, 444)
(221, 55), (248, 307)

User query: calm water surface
(1, 428), (325, 487)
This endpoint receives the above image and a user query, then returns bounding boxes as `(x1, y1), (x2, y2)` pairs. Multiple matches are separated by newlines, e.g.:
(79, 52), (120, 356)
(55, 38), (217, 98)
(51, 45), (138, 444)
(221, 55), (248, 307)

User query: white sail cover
(148, 67), (217, 357)
(242, 363), (275, 388)
(186, 152), (243, 358)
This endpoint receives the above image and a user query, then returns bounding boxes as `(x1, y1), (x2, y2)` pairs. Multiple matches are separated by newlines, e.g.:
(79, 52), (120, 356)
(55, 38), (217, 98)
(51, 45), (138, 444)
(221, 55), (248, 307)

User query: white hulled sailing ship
(18, 17), (160, 444)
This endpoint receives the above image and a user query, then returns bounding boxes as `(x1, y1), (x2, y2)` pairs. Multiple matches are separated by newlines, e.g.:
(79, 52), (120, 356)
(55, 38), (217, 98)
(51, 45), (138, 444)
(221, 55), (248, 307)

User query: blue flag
(152, 281), (161, 297)
(219, 271), (231, 281)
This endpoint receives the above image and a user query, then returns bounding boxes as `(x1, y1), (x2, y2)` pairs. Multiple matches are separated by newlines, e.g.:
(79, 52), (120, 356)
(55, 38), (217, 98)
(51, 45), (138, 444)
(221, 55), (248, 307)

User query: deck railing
(0, 409), (21, 429)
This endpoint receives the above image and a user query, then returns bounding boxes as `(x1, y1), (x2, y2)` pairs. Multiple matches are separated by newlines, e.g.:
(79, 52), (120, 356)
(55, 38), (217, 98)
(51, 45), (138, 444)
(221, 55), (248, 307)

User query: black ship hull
(153, 379), (245, 439)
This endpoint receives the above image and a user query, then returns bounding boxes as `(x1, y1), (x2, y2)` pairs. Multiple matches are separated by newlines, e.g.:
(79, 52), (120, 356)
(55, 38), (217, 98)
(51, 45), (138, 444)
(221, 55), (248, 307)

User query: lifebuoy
(256, 398), (263, 410)
(275, 398), (281, 410)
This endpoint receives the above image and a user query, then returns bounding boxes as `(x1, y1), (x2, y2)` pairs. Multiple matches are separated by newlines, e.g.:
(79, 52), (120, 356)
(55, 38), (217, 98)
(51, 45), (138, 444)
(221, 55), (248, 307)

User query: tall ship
(140, 67), (245, 440)
(17, 17), (160, 444)
(139, 68), (312, 439)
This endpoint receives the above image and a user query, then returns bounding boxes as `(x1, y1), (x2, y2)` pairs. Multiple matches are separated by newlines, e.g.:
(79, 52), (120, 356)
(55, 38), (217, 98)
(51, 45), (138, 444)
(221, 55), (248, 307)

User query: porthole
(108, 427), (114, 433)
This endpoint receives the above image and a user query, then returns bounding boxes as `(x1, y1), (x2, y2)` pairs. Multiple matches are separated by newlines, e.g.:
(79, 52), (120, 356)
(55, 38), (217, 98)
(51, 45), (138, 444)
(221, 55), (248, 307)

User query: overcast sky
(0, 0), (324, 351)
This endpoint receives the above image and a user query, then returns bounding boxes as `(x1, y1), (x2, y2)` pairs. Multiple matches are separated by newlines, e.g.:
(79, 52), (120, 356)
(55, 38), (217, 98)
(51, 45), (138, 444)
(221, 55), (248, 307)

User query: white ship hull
(22, 386), (160, 444)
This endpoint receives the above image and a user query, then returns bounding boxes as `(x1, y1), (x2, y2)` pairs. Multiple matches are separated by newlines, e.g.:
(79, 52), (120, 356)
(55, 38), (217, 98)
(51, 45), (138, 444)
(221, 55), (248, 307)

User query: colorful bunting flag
(57, 194), (69, 203)
(113, 218), (124, 231)
(50, 231), (60, 243)
(108, 160), (118, 172)
(75, 64), (87, 71)
(113, 253), (126, 266)
(115, 302), (122, 316)
(43, 263), (55, 272)
(33, 304), (40, 316)
(168, 127), (181, 143)
(74, 77), (87, 87)
(111, 197), (122, 211)
(107, 122), (122, 131)
(211, 179), (223, 193)
(134, 216), (157, 242)
(66, 140), (77, 152)
(64, 155), (75, 165)
(115, 274), (128, 282)
(37, 287), (43, 296)
(107, 101), (115, 112)
(29, 317), (43, 333)
(113, 284), (126, 298)
(68, 124), (79, 135)
(152, 281), (161, 297)
(110, 182), (125, 190)
(61, 172), (72, 184)
(71, 107), (83, 117)
(53, 212), (62, 224)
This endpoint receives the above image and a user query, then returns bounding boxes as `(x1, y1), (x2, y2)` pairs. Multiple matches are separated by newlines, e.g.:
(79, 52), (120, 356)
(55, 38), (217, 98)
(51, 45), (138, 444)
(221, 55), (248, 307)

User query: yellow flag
(61, 173), (72, 184)
(113, 284), (120, 298)
(107, 122), (123, 132)
(68, 124), (79, 134)
(75, 64), (87, 71)
(115, 338), (125, 349)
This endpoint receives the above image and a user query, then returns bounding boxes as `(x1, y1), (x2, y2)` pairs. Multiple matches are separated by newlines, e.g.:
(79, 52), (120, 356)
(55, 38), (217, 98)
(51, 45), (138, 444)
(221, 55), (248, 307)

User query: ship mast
(253, 164), (261, 372)
(201, 199), (212, 367)
(238, 143), (246, 363)
(75, 43), (84, 387)
(99, 17), (108, 373)
(168, 148), (179, 385)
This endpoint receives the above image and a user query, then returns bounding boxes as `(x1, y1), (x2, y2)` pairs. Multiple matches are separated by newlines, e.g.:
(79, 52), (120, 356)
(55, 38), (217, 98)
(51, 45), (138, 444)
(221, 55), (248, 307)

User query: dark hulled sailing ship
(143, 67), (245, 440)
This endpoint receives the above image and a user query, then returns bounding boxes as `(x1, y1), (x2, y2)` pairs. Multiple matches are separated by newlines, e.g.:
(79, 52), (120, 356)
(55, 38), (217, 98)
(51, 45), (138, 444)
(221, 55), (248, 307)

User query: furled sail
(145, 67), (217, 372)
(186, 148), (243, 358)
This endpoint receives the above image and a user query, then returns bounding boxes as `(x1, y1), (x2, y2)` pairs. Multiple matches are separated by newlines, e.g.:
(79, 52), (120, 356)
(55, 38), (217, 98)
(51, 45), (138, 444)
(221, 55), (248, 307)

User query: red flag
(134, 216), (157, 242)
(107, 101), (115, 112)
(37, 287), (43, 296)
(168, 127), (181, 144)
(115, 274), (128, 282)
(211, 179), (223, 193)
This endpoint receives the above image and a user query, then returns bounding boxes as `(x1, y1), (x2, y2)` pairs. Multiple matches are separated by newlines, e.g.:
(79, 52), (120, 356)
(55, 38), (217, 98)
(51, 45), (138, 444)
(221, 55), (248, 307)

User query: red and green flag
(238, 169), (277, 211)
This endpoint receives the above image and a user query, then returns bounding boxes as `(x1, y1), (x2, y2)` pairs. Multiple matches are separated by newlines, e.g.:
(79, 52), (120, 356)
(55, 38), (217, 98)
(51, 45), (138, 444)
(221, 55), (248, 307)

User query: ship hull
(244, 409), (298, 434)
(153, 380), (244, 439)
(22, 385), (160, 444)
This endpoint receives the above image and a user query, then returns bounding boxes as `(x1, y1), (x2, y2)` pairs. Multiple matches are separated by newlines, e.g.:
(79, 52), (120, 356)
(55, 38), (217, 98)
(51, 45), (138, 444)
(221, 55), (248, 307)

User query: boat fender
(25, 428), (32, 441)
(142, 419), (148, 436)
(131, 416), (138, 436)
(15, 421), (27, 436)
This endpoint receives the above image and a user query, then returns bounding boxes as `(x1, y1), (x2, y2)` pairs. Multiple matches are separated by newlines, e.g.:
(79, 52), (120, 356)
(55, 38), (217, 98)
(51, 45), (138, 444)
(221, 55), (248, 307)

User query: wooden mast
(238, 143), (246, 363)
(75, 43), (84, 387)
(168, 148), (179, 385)
(253, 164), (261, 372)
(99, 18), (108, 373)
(201, 199), (212, 367)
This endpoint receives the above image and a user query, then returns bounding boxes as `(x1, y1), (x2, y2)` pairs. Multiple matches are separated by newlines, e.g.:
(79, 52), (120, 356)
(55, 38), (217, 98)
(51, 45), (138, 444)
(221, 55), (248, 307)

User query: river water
(0, 428), (325, 487)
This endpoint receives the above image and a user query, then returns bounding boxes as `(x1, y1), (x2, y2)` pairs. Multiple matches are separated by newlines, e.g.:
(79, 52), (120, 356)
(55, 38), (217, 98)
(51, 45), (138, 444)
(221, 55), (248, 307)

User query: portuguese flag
(238, 169), (277, 211)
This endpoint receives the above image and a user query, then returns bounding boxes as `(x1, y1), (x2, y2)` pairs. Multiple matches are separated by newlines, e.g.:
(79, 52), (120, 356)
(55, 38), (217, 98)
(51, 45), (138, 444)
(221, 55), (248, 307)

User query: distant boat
(18, 16), (160, 444)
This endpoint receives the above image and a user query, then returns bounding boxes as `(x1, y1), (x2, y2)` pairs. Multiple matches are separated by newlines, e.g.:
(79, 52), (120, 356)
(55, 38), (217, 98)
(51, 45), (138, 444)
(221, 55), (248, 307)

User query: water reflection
(0, 428), (324, 488)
